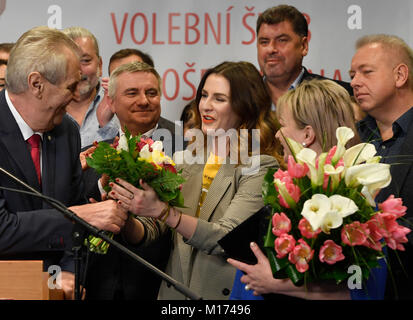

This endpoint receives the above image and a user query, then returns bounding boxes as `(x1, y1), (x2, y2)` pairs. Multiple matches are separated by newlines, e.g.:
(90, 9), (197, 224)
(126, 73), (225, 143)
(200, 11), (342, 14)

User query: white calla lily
(301, 194), (332, 231)
(296, 148), (320, 186)
(302, 194), (358, 233)
(320, 211), (343, 234)
(329, 195), (358, 218)
(285, 137), (304, 158)
(332, 127), (355, 164)
(345, 162), (391, 206)
(343, 143), (377, 167)
(116, 134), (129, 152)
(324, 164), (344, 190)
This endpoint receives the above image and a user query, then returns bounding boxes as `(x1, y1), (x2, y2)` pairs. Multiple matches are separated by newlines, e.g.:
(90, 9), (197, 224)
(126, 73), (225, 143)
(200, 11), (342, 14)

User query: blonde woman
(228, 79), (361, 300)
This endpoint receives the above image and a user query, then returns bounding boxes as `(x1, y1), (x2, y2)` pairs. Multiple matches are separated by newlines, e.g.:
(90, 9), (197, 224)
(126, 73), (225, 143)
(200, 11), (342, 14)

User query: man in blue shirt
(62, 27), (119, 149)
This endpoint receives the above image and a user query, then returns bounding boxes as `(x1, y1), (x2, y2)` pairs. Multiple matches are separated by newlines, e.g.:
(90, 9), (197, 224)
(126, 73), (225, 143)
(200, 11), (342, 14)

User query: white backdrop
(1, 0), (412, 122)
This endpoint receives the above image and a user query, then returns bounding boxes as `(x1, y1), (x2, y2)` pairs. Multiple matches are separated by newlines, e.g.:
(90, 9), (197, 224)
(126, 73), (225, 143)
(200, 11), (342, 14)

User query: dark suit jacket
(0, 90), (85, 272)
(84, 116), (181, 300)
(358, 117), (413, 299)
(300, 67), (353, 96)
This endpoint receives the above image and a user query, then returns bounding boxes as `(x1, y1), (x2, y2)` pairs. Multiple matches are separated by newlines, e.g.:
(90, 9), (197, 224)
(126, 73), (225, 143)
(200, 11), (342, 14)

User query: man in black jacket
(256, 5), (352, 108)
(83, 62), (182, 300)
(351, 34), (413, 299)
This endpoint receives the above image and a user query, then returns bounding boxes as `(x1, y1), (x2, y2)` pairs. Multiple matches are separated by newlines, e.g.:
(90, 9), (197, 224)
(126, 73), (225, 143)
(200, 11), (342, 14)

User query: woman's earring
(302, 142), (306, 147)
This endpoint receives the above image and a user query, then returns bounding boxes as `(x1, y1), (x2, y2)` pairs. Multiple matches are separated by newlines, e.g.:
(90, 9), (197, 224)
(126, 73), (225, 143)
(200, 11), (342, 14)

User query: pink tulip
(287, 155), (309, 179)
(378, 195), (407, 218)
(341, 221), (370, 246)
(385, 224), (411, 251)
(272, 212), (292, 236)
(277, 182), (301, 209)
(288, 239), (314, 273)
(273, 169), (293, 185)
(298, 218), (321, 239)
(274, 234), (296, 259)
(319, 240), (345, 265)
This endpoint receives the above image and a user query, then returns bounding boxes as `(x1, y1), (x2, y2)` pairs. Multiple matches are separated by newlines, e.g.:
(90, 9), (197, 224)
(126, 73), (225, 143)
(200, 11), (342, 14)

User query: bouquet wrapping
(85, 129), (185, 254)
(262, 127), (411, 289)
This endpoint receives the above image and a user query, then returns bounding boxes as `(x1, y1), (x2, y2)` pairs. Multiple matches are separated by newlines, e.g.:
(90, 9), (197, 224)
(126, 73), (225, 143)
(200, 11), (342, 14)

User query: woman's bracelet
(157, 203), (170, 222)
(172, 212), (182, 229)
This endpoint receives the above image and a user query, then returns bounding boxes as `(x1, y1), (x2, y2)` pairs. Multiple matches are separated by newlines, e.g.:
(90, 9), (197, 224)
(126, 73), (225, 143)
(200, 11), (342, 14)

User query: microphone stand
(0, 167), (202, 300)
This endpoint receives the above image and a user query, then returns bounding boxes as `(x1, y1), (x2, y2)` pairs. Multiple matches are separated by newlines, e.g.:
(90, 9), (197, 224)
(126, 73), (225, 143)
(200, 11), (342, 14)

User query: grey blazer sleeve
(187, 155), (278, 255)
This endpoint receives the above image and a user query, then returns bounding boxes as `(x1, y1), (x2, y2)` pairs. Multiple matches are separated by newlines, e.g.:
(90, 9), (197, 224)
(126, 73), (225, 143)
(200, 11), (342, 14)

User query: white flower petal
(329, 195), (358, 218)
(343, 143), (377, 167)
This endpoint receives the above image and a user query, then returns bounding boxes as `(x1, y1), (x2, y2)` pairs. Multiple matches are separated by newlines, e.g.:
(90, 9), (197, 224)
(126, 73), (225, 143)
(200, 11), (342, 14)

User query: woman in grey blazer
(110, 61), (281, 299)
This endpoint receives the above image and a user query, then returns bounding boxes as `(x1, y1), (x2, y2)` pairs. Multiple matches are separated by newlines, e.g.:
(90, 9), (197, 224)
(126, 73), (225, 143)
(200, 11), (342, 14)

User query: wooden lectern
(0, 260), (64, 300)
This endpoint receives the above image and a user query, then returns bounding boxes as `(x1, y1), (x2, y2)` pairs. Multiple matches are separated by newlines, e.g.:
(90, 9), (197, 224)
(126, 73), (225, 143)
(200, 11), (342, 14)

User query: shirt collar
(289, 67), (305, 90)
(5, 90), (43, 141)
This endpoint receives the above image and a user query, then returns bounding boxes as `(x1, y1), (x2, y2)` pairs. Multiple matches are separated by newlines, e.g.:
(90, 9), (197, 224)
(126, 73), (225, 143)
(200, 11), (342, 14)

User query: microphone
(0, 166), (203, 300)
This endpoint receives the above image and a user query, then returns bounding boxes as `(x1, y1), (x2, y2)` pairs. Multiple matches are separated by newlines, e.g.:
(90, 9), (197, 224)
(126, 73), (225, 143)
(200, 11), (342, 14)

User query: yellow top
(195, 153), (225, 217)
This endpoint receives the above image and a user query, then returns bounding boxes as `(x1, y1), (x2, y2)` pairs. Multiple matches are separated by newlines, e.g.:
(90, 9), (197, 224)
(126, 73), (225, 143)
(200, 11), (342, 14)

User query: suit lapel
(41, 131), (56, 202)
(0, 91), (42, 207)
(0, 95), (41, 192)
(180, 164), (203, 216)
(199, 163), (233, 221)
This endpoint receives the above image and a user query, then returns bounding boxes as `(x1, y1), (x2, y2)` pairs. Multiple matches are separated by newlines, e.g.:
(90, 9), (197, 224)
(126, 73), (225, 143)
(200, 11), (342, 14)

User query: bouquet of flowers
(262, 127), (411, 289)
(85, 129), (185, 254)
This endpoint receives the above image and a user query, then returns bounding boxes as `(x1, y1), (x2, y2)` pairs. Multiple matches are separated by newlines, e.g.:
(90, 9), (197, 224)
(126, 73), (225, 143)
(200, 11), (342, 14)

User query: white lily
(324, 164), (344, 190)
(296, 148), (320, 187)
(331, 127), (355, 164)
(345, 163), (391, 206)
(116, 134), (129, 152)
(343, 143), (377, 167)
(319, 211), (343, 234)
(301, 194), (332, 231)
(329, 195), (358, 218)
(285, 136), (304, 158)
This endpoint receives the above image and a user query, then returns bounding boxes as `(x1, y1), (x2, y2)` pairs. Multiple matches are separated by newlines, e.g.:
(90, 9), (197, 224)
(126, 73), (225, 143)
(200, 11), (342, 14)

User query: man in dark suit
(84, 61), (182, 300)
(256, 5), (353, 108)
(351, 34), (413, 299)
(0, 26), (128, 299)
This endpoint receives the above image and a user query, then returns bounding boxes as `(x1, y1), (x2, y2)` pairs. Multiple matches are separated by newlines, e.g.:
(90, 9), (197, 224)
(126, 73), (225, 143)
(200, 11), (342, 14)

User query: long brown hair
(191, 61), (282, 161)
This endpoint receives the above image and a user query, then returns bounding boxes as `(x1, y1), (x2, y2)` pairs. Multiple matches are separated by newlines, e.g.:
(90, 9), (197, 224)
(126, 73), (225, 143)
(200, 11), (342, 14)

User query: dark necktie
(27, 134), (41, 185)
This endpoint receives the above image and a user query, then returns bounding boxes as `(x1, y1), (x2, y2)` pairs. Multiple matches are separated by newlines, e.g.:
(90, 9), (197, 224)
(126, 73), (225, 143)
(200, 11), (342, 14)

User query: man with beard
(62, 27), (119, 149)
(256, 5), (353, 109)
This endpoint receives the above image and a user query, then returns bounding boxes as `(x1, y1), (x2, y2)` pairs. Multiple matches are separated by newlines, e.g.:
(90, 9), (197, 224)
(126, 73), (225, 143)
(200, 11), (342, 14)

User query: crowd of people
(0, 4), (412, 301)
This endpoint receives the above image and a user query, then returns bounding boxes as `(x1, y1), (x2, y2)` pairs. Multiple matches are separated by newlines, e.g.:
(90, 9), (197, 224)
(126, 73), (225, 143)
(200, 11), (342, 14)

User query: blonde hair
(108, 61), (162, 98)
(356, 34), (413, 89)
(277, 79), (359, 151)
(62, 26), (100, 57)
(6, 26), (80, 94)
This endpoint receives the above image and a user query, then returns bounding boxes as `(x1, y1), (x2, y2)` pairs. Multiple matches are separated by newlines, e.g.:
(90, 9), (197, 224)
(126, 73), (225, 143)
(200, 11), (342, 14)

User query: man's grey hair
(62, 26), (100, 57)
(6, 26), (81, 94)
(108, 61), (162, 98)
